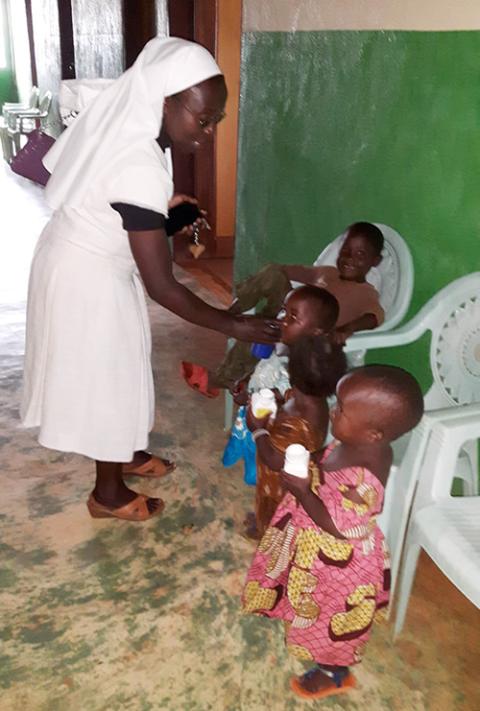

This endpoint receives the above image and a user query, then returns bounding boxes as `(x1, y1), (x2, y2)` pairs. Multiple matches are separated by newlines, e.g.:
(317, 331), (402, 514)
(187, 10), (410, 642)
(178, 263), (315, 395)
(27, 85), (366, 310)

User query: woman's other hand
(168, 193), (209, 237)
(229, 314), (280, 343)
(168, 193), (198, 210)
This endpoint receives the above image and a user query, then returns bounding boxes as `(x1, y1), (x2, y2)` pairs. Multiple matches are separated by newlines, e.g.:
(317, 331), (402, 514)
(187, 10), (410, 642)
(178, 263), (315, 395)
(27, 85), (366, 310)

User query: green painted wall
(0, 68), (18, 105)
(235, 31), (480, 389)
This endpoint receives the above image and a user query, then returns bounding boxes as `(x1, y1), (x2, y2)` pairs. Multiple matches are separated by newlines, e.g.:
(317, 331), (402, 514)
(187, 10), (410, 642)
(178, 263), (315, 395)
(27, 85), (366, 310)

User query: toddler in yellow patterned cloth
(243, 364), (423, 702)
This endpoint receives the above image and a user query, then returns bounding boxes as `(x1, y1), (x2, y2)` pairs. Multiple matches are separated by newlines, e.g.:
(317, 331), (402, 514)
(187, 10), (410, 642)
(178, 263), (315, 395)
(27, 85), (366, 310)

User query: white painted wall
(243, 0), (480, 32)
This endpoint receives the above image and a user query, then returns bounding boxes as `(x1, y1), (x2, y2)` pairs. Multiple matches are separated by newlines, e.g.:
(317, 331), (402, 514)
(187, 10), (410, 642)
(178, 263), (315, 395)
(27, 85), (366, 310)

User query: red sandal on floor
(180, 361), (220, 398)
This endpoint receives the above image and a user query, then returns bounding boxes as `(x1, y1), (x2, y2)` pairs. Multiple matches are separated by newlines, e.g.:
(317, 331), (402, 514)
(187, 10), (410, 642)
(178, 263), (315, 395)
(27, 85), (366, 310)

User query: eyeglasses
(173, 96), (226, 129)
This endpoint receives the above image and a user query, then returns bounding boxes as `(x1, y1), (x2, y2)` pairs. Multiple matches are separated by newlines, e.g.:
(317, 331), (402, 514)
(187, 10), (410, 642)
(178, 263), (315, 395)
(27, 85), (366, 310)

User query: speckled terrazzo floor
(1, 167), (479, 711)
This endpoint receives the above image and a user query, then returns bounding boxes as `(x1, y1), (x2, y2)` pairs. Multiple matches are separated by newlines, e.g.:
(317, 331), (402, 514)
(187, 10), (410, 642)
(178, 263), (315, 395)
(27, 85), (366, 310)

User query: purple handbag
(10, 129), (54, 186)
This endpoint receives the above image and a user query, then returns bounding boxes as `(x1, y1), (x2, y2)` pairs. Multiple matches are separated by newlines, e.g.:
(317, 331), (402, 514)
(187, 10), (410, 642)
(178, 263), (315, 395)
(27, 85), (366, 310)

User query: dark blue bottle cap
(251, 342), (275, 359)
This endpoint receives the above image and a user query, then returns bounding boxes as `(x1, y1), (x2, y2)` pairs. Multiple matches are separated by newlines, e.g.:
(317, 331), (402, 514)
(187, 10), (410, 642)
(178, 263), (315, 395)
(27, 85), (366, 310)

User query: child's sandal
(290, 665), (356, 700)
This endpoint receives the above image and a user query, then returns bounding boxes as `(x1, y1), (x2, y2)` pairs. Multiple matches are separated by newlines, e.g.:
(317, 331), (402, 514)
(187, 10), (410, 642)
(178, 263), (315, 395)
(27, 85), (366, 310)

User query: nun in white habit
(21, 37), (279, 522)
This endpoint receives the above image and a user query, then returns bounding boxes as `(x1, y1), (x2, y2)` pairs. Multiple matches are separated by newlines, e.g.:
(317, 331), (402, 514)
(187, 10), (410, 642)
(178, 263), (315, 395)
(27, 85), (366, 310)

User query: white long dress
(21, 142), (173, 462)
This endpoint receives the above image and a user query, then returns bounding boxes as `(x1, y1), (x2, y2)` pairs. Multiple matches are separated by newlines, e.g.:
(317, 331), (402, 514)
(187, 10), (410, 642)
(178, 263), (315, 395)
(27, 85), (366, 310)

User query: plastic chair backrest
(380, 417), (434, 602)
(314, 223), (414, 331)
(379, 422), (428, 545)
(29, 86), (40, 108)
(344, 271), (480, 411)
(413, 403), (480, 510)
(424, 274), (480, 409)
(38, 91), (52, 116)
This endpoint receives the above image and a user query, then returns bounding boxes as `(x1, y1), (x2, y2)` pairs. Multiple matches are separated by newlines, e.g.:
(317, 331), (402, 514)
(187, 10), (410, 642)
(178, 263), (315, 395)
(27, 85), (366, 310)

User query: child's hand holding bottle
(280, 444), (311, 500)
(231, 378), (249, 406)
(250, 388), (278, 419)
(246, 400), (271, 432)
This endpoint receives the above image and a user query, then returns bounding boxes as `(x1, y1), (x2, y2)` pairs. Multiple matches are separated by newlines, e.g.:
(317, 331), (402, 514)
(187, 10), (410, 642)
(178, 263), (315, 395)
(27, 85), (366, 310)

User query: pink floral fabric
(242, 442), (390, 667)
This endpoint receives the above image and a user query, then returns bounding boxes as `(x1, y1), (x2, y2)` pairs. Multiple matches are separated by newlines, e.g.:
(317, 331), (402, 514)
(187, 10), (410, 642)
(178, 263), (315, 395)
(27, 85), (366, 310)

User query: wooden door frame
(25, 0), (219, 259)
(168, 0), (219, 261)
(123, 0), (157, 69)
(57, 0), (76, 79)
(24, 1), (76, 83)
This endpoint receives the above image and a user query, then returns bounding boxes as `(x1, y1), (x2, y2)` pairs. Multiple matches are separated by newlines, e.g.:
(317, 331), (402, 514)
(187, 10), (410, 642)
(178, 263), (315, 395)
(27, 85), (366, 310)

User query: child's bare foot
(291, 665), (355, 699)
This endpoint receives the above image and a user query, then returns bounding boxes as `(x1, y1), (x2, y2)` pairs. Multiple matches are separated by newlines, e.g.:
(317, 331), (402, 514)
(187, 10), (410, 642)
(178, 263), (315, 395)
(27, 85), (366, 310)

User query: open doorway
(7, 0), (238, 292)
(0, 0), (18, 104)
(168, 0), (240, 276)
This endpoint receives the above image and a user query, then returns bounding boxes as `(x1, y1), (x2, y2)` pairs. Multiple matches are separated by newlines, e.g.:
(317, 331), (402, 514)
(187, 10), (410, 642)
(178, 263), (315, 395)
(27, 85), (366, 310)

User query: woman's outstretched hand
(228, 314), (281, 343)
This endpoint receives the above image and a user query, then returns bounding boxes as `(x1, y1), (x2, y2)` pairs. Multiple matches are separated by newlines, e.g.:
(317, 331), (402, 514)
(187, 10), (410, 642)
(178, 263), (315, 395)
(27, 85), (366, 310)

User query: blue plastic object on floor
(222, 406), (257, 485)
(251, 342), (275, 359)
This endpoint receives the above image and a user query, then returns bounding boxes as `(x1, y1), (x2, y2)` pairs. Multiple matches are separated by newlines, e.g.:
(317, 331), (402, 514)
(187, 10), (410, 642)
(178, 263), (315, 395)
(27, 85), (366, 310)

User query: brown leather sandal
(87, 493), (164, 521)
(122, 455), (176, 478)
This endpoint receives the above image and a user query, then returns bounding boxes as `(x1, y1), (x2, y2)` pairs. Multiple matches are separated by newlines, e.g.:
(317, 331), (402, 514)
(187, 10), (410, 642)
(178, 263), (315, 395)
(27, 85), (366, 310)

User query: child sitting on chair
(182, 221), (384, 397)
(243, 365), (424, 702)
(244, 333), (347, 539)
(222, 285), (340, 488)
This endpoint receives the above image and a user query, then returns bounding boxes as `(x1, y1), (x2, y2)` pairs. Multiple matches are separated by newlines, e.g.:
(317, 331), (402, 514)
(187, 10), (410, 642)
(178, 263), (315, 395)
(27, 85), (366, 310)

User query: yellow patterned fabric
(242, 581), (278, 614)
(243, 441), (390, 667)
(255, 415), (323, 537)
(294, 528), (353, 567)
(287, 644), (315, 661)
(329, 584), (377, 640)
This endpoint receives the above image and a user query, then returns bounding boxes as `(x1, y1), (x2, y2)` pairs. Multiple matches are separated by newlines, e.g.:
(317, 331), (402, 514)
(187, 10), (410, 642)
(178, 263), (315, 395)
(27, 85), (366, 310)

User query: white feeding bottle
(284, 444), (310, 478)
(251, 388), (277, 419)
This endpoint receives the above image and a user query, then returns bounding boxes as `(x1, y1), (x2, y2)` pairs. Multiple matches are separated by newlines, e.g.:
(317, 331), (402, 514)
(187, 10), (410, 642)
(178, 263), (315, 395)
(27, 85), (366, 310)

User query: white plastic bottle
(251, 388), (277, 419)
(284, 444), (310, 478)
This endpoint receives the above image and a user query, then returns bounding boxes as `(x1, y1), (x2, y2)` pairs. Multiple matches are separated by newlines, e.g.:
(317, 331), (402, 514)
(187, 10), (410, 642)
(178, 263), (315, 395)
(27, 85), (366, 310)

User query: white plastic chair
(6, 91), (52, 134)
(378, 404), (480, 625)
(0, 125), (15, 163)
(344, 272), (480, 496)
(393, 405), (480, 637)
(2, 86), (39, 118)
(225, 224), (414, 428)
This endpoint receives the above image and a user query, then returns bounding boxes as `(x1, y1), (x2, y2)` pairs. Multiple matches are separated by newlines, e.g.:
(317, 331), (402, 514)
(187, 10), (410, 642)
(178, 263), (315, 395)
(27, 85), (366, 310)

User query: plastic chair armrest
(344, 320), (428, 352)
(421, 402), (480, 427)
(429, 406), (480, 442)
(11, 109), (42, 118)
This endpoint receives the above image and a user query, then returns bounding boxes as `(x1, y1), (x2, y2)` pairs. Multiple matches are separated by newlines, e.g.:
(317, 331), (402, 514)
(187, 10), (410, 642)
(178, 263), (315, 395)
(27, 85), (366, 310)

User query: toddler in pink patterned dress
(243, 364), (423, 701)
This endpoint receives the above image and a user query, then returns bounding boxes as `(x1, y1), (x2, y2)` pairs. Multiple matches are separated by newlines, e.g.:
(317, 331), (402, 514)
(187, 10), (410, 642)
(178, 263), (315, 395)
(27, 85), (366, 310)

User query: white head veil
(44, 37), (222, 209)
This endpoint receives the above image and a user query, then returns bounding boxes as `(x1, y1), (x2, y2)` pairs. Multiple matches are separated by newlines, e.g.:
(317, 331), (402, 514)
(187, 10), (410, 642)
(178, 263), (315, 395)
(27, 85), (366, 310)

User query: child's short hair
(352, 364), (424, 439)
(290, 285), (339, 331)
(288, 334), (347, 397)
(347, 222), (384, 256)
